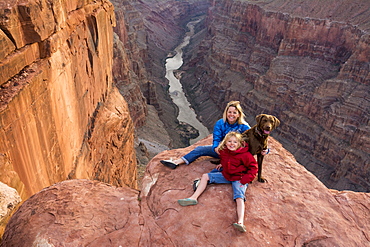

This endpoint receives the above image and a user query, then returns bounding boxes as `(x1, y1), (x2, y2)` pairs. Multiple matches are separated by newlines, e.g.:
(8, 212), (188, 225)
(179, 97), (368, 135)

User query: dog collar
(255, 127), (268, 137)
(255, 127), (263, 137)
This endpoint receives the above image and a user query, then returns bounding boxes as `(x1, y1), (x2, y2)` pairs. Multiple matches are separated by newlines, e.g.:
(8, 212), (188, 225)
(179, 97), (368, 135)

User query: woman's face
(226, 136), (240, 151)
(226, 106), (240, 124)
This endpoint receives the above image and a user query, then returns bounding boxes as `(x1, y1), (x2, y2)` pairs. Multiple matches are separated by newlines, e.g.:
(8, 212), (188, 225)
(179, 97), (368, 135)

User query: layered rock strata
(111, 0), (210, 148)
(1, 137), (369, 246)
(181, 0), (370, 192)
(0, 0), (137, 200)
(111, 1), (148, 128)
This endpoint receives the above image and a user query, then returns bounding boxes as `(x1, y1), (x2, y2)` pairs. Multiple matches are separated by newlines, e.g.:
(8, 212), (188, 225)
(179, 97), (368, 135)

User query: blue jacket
(212, 119), (250, 150)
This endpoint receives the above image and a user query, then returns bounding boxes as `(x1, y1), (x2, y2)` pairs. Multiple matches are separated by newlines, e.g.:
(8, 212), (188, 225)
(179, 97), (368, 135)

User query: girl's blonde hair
(218, 131), (244, 151)
(222, 101), (247, 125)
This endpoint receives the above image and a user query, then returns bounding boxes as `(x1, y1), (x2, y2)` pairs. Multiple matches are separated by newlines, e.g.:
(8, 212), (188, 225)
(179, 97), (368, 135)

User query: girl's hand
(216, 164), (223, 170)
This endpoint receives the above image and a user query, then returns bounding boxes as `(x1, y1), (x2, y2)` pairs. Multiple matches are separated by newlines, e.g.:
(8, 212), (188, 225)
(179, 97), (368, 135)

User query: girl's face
(226, 136), (240, 151)
(226, 106), (240, 124)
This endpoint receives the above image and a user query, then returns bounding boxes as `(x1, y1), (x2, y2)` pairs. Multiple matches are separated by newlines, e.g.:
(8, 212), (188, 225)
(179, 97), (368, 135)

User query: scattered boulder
(0, 182), (21, 240)
(0, 179), (142, 247)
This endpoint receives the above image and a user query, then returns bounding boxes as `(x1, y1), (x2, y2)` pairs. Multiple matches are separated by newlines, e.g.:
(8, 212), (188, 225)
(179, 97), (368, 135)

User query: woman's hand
(216, 164), (223, 170)
(261, 148), (270, 155)
(215, 147), (220, 155)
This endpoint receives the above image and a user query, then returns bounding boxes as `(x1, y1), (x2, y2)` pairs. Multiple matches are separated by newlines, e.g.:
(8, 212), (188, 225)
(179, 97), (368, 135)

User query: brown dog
(242, 114), (280, 182)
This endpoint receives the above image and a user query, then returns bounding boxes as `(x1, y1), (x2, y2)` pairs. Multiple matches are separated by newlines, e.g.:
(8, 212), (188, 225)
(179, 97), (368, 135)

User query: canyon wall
(111, 0), (210, 148)
(111, 0), (369, 192)
(0, 0), (137, 202)
(181, 0), (370, 192)
(111, 1), (148, 128)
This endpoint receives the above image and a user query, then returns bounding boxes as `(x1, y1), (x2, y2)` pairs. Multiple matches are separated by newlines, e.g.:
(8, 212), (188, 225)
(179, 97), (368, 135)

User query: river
(165, 19), (209, 144)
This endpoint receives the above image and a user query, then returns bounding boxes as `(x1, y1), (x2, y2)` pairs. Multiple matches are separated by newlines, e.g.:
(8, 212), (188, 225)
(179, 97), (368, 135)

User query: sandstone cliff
(1, 136), (369, 246)
(0, 0), (137, 199)
(180, 0), (370, 192)
(0, 0), (147, 239)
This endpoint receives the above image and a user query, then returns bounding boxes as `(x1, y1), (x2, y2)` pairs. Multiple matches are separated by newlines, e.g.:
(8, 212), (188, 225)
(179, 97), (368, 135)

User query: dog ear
(273, 116), (280, 128)
(255, 114), (265, 124)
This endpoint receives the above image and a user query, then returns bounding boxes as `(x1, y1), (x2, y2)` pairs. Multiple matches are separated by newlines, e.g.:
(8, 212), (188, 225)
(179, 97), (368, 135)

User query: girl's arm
(240, 154), (258, 185)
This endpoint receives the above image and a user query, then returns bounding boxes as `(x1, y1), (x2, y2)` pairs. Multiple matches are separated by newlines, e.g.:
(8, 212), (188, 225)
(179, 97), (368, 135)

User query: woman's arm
(212, 119), (224, 150)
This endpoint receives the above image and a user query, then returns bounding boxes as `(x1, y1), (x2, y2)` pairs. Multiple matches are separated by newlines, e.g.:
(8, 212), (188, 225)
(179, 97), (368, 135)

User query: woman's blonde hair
(222, 101), (247, 125)
(218, 131), (244, 151)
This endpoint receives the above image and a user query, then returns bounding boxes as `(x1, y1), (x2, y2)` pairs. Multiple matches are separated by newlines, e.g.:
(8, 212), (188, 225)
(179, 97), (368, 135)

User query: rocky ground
(135, 103), (205, 189)
(2, 137), (369, 247)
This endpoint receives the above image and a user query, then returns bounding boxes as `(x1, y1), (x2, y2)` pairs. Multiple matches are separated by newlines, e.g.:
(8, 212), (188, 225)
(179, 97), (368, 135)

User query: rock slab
(1, 136), (369, 246)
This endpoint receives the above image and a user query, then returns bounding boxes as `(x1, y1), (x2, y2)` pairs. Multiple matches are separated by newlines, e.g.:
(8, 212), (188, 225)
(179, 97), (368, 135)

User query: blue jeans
(208, 172), (248, 201)
(182, 145), (219, 164)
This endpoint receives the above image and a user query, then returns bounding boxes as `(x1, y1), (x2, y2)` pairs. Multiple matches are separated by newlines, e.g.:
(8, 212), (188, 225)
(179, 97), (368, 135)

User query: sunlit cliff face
(0, 0), (137, 201)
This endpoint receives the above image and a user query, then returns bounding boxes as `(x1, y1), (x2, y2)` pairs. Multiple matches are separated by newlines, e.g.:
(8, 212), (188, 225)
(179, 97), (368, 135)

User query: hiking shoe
(178, 198), (198, 206)
(233, 223), (246, 233)
(193, 178), (200, 192)
(160, 160), (178, 169)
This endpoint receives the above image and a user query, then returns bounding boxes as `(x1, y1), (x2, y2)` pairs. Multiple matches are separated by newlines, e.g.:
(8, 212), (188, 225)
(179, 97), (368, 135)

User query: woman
(160, 101), (250, 169)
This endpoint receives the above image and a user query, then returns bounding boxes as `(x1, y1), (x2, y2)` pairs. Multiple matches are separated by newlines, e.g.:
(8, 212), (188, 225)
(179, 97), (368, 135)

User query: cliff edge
(1, 136), (369, 246)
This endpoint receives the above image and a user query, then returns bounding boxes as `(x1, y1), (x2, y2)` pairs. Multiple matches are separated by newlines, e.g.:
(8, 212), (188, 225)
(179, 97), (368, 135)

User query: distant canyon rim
(122, 0), (369, 192)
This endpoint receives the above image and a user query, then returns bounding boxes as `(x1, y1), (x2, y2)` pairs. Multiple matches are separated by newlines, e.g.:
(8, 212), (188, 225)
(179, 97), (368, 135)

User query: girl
(160, 101), (251, 169)
(177, 132), (258, 233)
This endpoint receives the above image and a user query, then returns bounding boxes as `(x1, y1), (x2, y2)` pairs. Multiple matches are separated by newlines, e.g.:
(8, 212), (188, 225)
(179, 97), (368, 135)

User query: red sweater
(219, 145), (258, 185)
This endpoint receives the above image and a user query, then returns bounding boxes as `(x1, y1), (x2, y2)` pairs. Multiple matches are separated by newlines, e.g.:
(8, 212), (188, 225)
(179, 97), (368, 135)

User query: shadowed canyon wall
(180, 0), (370, 192)
(111, 0), (369, 192)
(0, 0), (138, 204)
(112, 0), (210, 148)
